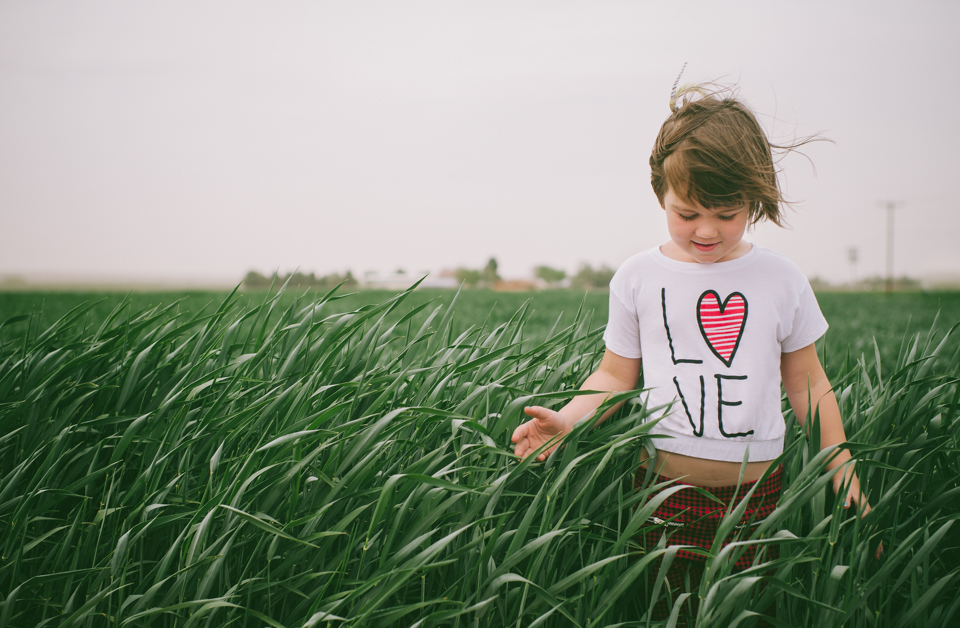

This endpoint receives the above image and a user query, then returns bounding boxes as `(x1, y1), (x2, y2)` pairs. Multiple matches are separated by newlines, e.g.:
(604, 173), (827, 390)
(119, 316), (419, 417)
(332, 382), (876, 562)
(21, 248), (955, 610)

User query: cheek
(669, 219), (692, 237)
(724, 219), (747, 235)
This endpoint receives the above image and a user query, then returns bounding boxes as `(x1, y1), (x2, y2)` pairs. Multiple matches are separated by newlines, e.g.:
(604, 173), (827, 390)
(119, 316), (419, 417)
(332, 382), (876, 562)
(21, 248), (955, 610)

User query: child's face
(662, 187), (750, 264)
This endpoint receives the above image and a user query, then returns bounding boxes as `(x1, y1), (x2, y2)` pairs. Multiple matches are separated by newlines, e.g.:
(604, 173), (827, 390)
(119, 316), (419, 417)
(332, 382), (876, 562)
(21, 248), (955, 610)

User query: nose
(695, 221), (719, 239)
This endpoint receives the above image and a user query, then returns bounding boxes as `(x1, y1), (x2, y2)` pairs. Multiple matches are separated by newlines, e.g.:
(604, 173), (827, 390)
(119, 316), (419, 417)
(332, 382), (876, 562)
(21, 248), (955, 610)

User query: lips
(693, 241), (719, 252)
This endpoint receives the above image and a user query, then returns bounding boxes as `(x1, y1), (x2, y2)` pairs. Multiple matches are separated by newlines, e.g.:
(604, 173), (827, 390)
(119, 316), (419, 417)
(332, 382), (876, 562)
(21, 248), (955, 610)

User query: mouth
(693, 241), (719, 252)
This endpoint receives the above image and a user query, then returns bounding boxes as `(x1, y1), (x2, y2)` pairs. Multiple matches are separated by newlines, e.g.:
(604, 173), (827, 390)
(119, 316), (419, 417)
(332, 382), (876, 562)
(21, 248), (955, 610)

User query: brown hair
(650, 85), (817, 227)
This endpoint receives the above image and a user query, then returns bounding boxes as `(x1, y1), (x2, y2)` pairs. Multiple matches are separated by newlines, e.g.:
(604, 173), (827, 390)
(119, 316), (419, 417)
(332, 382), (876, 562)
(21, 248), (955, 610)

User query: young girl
(511, 83), (879, 619)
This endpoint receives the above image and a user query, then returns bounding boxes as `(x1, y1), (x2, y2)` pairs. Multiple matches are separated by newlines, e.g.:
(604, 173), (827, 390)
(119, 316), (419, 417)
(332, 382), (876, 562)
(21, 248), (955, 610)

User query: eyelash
(679, 214), (737, 222)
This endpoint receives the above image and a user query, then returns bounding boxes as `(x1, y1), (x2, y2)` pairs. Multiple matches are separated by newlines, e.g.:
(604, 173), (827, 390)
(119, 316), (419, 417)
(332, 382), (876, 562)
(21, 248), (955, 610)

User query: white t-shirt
(603, 244), (828, 462)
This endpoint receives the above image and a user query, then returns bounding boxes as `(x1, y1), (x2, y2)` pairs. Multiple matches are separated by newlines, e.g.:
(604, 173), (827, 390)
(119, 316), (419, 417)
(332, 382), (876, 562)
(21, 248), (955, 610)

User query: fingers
(842, 489), (864, 514)
(862, 497), (881, 560)
(842, 489), (883, 560)
(512, 408), (554, 461)
(844, 487), (873, 518)
(510, 420), (528, 444)
(513, 432), (545, 460)
(534, 442), (556, 462)
(512, 408), (540, 458)
(513, 436), (552, 461)
(513, 406), (548, 450)
(523, 405), (553, 421)
(512, 436), (528, 458)
(836, 473), (873, 518)
(512, 406), (545, 445)
(513, 406), (568, 461)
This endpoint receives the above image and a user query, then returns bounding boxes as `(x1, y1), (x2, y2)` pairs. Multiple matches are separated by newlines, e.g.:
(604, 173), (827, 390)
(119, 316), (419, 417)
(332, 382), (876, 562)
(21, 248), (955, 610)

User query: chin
(689, 250), (720, 263)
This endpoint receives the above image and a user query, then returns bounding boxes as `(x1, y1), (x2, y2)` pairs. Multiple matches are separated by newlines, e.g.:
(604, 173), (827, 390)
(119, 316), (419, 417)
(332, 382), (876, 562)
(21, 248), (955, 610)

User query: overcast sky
(2, 1), (958, 285)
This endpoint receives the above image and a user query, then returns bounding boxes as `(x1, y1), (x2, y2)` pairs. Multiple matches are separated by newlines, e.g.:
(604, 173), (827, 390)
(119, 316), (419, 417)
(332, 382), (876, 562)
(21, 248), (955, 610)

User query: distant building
(493, 279), (539, 292)
(362, 271), (459, 290)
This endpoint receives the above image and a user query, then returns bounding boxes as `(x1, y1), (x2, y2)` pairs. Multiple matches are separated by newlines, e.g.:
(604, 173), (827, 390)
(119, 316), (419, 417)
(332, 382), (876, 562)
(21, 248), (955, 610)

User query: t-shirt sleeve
(603, 276), (642, 359)
(781, 281), (829, 353)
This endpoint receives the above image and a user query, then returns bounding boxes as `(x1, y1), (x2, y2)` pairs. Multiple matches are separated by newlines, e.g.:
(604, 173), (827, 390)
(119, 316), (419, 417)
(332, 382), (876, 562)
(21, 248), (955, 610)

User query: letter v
(673, 376), (705, 437)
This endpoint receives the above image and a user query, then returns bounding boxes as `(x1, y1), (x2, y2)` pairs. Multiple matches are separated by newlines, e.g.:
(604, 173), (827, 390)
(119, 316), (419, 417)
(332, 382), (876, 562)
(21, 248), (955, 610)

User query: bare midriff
(638, 448), (774, 487)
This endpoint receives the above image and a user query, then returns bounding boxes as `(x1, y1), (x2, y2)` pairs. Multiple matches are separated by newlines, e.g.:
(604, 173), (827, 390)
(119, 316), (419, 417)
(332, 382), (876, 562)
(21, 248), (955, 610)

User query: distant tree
(570, 263), (615, 290)
(454, 268), (482, 288)
(242, 270), (357, 290)
(481, 258), (501, 283)
(315, 271), (358, 289)
(289, 271), (311, 287)
(859, 275), (922, 292)
(534, 265), (566, 286)
(242, 271), (271, 288)
(452, 258), (500, 288)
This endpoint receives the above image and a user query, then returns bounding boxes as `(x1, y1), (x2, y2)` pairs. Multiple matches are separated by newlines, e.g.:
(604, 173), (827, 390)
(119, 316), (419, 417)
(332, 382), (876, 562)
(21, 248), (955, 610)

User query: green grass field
(4, 288), (959, 373)
(1, 287), (958, 627)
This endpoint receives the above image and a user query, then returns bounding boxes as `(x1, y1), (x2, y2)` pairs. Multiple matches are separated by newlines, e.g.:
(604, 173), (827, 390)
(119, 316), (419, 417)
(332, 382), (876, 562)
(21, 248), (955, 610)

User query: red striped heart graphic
(697, 290), (748, 367)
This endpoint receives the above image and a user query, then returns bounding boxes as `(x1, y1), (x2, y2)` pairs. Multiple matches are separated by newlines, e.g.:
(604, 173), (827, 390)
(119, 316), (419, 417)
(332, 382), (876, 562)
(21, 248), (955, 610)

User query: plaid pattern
(635, 464), (783, 570)
(635, 465), (783, 622)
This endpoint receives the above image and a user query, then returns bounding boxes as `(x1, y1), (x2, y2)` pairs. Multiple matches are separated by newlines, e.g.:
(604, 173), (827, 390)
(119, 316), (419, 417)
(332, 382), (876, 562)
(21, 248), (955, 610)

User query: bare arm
(511, 349), (641, 461)
(781, 343), (882, 557)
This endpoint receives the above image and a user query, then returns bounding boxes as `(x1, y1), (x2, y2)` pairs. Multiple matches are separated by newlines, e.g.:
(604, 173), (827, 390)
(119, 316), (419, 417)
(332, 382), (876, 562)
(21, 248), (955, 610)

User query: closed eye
(678, 214), (697, 221)
(717, 214), (738, 221)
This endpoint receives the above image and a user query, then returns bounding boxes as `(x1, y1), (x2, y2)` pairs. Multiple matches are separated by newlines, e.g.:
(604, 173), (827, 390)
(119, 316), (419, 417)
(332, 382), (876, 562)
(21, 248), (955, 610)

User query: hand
(511, 406), (573, 461)
(833, 468), (884, 560)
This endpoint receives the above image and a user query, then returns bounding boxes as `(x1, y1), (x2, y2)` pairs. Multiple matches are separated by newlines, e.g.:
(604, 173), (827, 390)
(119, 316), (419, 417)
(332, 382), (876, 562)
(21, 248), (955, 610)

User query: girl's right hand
(511, 406), (573, 461)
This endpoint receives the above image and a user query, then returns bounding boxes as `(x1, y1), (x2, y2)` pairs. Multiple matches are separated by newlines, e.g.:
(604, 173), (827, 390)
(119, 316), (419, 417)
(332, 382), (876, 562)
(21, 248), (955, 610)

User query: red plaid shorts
(634, 464), (783, 570)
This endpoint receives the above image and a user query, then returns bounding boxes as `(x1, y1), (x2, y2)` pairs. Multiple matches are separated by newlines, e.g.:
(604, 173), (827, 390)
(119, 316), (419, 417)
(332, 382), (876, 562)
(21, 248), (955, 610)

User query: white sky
(2, 1), (959, 284)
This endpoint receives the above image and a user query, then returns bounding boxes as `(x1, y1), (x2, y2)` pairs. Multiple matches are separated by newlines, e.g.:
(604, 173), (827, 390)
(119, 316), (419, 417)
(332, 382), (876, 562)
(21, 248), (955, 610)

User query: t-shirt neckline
(653, 242), (759, 273)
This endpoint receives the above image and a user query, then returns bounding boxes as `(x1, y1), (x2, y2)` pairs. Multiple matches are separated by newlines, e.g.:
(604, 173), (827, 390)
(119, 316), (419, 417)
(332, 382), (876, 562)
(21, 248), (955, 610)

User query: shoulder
(750, 245), (811, 285)
(610, 247), (659, 288)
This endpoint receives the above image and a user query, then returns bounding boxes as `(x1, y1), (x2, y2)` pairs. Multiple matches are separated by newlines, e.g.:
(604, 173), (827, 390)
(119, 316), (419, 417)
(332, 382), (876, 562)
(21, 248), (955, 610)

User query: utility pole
(878, 201), (904, 293)
(847, 247), (858, 289)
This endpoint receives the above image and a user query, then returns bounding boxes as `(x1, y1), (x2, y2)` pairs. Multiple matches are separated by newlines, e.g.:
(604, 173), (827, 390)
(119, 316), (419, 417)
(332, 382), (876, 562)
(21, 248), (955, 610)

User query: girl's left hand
(833, 469), (883, 560)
